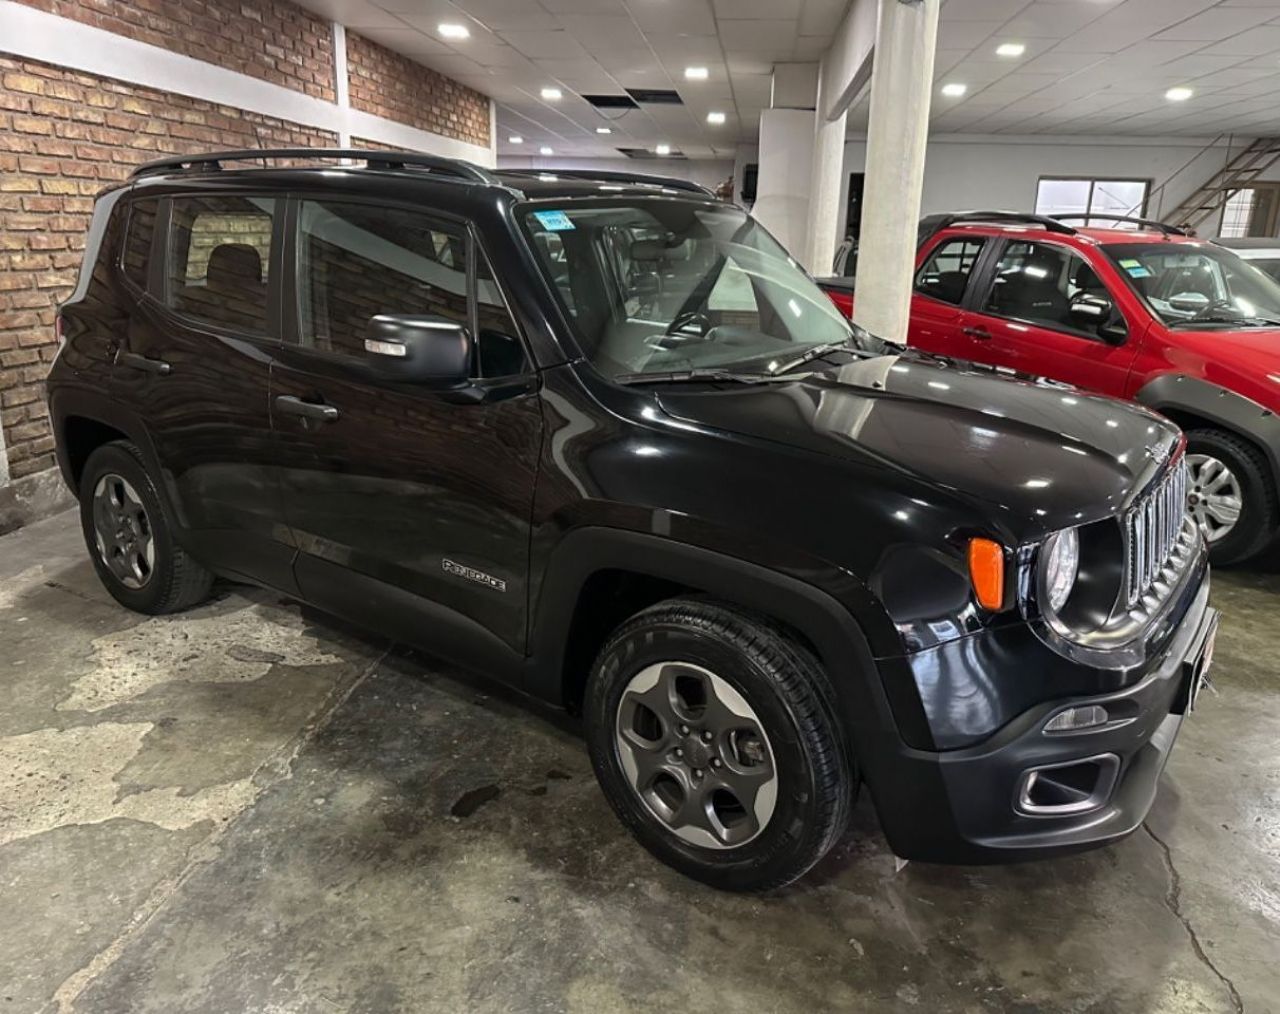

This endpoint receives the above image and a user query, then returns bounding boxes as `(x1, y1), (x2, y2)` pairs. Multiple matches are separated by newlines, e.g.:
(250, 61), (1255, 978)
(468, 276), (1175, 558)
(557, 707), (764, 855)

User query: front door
(270, 196), (543, 676)
(907, 234), (990, 360)
(113, 191), (293, 588)
(962, 238), (1140, 396)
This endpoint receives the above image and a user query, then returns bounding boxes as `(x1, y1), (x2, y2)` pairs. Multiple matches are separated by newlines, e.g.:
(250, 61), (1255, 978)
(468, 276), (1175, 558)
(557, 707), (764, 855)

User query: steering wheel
(664, 310), (714, 339)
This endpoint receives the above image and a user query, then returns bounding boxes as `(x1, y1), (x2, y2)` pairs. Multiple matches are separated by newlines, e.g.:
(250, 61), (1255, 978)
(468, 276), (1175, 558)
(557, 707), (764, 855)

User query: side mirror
(363, 314), (471, 385)
(1070, 293), (1127, 344)
(1168, 291), (1210, 314)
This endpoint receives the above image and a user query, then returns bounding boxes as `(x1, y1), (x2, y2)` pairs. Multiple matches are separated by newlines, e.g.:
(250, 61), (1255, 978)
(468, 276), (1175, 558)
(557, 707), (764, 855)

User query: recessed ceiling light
(438, 22), (470, 40)
(707, 111), (726, 125)
(1165, 86), (1193, 101)
(656, 143), (671, 156)
(941, 82), (967, 97)
(508, 135), (523, 144)
(595, 126), (612, 134)
(540, 145), (553, 155)
(995, 42), (1025, 57)
(684, 66), (709, 80)
(541, 87), (562, 101)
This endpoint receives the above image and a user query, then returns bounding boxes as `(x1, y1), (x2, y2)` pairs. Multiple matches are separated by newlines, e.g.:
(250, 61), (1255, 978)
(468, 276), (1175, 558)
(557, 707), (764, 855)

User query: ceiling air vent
(582, 94), (638, 109)
(625, 88), (683, 105)
(618, 147), (687, 160)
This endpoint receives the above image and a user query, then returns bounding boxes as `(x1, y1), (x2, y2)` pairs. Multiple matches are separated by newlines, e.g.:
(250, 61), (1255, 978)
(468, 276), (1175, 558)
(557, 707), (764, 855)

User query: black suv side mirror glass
(363, 314), (472, 385)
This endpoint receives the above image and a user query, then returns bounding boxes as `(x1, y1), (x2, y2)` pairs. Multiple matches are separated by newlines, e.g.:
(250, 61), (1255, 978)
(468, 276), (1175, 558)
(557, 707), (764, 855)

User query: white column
(751, 108), (816, 258)
(852, 0), (940, 342)
(803, 85), (848, 275)
(332, 21), (351, 148)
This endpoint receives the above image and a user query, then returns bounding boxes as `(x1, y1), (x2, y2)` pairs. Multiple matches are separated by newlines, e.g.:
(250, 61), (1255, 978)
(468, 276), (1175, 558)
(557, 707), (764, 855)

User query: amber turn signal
(968, 537), (1006, 611)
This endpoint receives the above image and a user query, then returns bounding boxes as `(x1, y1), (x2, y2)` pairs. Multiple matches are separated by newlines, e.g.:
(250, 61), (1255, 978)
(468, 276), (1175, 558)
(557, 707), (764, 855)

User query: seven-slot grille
(1124, 456), (1189, 608)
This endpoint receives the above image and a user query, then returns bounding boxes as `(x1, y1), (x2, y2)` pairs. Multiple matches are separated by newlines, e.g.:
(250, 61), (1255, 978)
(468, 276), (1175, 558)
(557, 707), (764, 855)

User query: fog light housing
(1043, 704), (1108, 734)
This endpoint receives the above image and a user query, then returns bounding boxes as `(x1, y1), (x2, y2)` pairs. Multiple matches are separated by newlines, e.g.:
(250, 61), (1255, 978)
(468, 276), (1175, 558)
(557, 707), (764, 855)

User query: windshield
(1103, 242), (1280, 327)
(518, 199), (861, 379)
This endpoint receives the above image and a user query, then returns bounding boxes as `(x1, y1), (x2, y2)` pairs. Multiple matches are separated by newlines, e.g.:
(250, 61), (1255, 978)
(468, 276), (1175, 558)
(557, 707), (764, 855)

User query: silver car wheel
(91, 473), (156, 589)
(614, 661), (778, 850)
(1186, 452), (1244, 544)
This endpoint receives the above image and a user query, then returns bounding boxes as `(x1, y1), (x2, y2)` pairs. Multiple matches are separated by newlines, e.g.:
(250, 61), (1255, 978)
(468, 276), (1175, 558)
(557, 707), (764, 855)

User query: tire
(78, 440), (214, 614)
(584, 597), (854, 892)
(1185, 428), (1278, 566)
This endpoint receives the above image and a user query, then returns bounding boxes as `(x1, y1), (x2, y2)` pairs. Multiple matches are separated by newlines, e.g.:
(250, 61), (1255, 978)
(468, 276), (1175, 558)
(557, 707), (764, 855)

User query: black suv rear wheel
(584, 598), (854, 891)
(79, 441), (214, 614)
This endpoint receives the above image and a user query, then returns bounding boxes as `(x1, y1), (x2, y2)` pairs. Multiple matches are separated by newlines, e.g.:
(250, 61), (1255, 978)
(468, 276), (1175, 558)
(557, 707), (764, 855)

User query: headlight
(1041, 527), (1079, 612)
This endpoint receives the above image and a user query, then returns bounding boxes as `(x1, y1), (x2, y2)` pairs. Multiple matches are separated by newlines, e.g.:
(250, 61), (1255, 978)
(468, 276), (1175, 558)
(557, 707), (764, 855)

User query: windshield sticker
(532, 210), (575, 231)
(1118, 258), (1142, 268)
(1124, 264), (1153, 278)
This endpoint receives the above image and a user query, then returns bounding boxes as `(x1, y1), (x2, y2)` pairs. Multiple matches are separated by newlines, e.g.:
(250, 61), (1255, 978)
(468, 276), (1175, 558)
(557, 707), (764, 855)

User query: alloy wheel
(91, 472), (155, 589)
(614, 661), (778, 850)
(1186, 453), (1243, 544)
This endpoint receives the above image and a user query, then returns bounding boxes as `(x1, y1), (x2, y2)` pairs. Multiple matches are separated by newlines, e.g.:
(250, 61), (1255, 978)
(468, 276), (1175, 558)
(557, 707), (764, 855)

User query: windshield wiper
(613, 367), (784, 386)
(1170, 315), (1280, 328)
(768, 340), (857, 375)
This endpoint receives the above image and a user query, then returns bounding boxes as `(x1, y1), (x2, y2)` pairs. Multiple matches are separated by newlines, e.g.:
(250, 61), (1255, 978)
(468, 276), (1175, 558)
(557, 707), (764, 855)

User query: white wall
(496, 155), (734, 194)
(839, 134), (1249, 243)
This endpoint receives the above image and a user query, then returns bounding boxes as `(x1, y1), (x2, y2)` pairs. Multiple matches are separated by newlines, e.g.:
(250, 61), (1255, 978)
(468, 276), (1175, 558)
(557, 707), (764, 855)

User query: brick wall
(0, 55), (337, 483)
(346, 33), (490, 149)
(14, 0), (335, 100)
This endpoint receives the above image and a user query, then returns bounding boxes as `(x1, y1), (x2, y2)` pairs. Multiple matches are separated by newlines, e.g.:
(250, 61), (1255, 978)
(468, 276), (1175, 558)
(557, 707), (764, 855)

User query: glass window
(165, 195), (275, 333)
(519, 200), (861, 379)
(984, 240), (1106, 333)
(1102, 242), (1280, 326)
(121, 198), (158, 291)
(474, 246), (529, 378)
(1219, 190), (1256, 239)
(296, 200), (468, 360)
(1034, 177), (1150, 227)
(914, 238), (985, 305)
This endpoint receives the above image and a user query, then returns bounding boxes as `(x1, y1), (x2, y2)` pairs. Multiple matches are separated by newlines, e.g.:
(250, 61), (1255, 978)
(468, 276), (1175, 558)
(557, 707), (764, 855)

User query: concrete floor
(1, 511), (1277, 1014)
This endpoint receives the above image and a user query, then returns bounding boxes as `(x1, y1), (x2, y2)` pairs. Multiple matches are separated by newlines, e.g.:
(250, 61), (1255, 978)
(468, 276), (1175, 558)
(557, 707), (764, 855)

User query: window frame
(1033, 175), (1153, 224)
(281, 194), (532, 381)
(970, 236), (1122, 343)
(912, 234), (990, 308)
(153, 192), (285, 342)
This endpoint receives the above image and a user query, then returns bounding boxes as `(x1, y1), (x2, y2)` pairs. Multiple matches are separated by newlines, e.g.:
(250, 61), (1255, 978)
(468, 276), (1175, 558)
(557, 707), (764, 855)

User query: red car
(820, 212), (1280, 564)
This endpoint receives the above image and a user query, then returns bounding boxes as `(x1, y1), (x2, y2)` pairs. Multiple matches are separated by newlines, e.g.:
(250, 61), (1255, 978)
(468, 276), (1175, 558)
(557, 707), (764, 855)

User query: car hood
(654, 351), (1180, 536)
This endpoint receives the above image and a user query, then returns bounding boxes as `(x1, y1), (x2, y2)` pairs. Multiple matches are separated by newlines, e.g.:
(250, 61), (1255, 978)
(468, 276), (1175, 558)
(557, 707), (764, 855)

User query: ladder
(1160, 136), (1280, 234)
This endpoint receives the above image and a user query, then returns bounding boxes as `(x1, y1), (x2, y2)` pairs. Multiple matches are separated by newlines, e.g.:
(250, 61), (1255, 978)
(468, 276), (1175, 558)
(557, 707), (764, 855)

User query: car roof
(940, 222), (1194, 246)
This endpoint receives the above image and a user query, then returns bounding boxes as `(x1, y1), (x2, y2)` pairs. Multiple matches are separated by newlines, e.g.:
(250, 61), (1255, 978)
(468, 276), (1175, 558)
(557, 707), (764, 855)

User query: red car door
(906, 233), (991, 360)
(961, 237), (1141, 397)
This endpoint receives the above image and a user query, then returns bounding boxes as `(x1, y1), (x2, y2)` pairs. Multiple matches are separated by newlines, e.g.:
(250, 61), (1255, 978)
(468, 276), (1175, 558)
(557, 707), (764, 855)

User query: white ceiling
(296, 0), (1280, 158)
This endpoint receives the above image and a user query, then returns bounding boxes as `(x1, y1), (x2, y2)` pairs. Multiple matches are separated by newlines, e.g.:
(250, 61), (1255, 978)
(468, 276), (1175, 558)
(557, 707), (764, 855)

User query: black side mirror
(363, 314), (472, 385)
(1070, 293), (1127, 344)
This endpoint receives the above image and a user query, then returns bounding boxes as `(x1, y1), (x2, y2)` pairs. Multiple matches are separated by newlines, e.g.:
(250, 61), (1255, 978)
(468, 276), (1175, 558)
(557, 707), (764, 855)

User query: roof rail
(496, 168), (717, 198)
(129, 148), (499, 184)
(1050, 213), (1190, 236)
(924, 210), (1078, 236)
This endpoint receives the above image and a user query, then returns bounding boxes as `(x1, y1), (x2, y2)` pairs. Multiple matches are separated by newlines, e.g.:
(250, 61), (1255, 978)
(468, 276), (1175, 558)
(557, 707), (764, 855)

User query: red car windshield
(1102, 243), (1280, 328)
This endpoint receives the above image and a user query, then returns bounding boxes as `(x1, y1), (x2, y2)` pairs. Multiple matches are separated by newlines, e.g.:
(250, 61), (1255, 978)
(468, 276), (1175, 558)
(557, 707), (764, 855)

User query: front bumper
(866, 574), (1216, 864)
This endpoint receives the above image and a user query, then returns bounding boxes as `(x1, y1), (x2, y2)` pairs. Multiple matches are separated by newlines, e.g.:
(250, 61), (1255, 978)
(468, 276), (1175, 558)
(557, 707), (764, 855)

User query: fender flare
(1134, 373), (1280, 492)
(523, 526), (917, 749)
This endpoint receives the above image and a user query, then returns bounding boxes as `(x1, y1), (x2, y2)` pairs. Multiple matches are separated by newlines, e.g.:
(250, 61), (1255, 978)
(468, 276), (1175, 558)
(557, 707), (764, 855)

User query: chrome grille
(1124, 456), (1189, 608)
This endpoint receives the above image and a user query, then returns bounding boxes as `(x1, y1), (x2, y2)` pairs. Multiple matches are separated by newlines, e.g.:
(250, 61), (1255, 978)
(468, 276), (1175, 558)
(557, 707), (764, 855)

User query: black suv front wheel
(585, 598), (854, 891)
(79, 441), (214, 614)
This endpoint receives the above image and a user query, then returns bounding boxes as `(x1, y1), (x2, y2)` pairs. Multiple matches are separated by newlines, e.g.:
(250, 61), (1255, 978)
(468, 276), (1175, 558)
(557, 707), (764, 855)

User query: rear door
(907, 234), (990, 359)
(269, 195), (542, 676)
(962, 238), (1139, 396)
(113, 191), (294, 589)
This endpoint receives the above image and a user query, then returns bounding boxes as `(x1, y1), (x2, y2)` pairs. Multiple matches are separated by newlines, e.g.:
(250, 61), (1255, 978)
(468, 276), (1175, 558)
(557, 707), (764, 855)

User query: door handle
(274, 395), (339, 423)
(119, 351), (171, 375)
(962, 326), (992, 340)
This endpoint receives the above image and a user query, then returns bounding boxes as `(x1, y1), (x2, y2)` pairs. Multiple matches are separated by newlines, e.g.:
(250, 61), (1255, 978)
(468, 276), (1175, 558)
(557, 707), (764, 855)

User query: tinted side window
(121, 198), (158, 291)
(984, 241), (1100, 333)
(915, 238), (985, 305)
(475, 246), (529, 377)
(165, 195), (275, 333)
(296, 200), (468, 360)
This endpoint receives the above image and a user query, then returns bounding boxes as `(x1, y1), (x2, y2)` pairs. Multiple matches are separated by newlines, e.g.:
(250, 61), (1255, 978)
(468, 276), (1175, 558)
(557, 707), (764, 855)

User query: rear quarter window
(120, 198), (159, 291)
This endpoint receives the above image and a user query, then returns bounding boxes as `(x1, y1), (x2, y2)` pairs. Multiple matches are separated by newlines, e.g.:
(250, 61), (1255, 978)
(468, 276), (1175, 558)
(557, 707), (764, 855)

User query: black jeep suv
(48, 149), (1217, 891)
